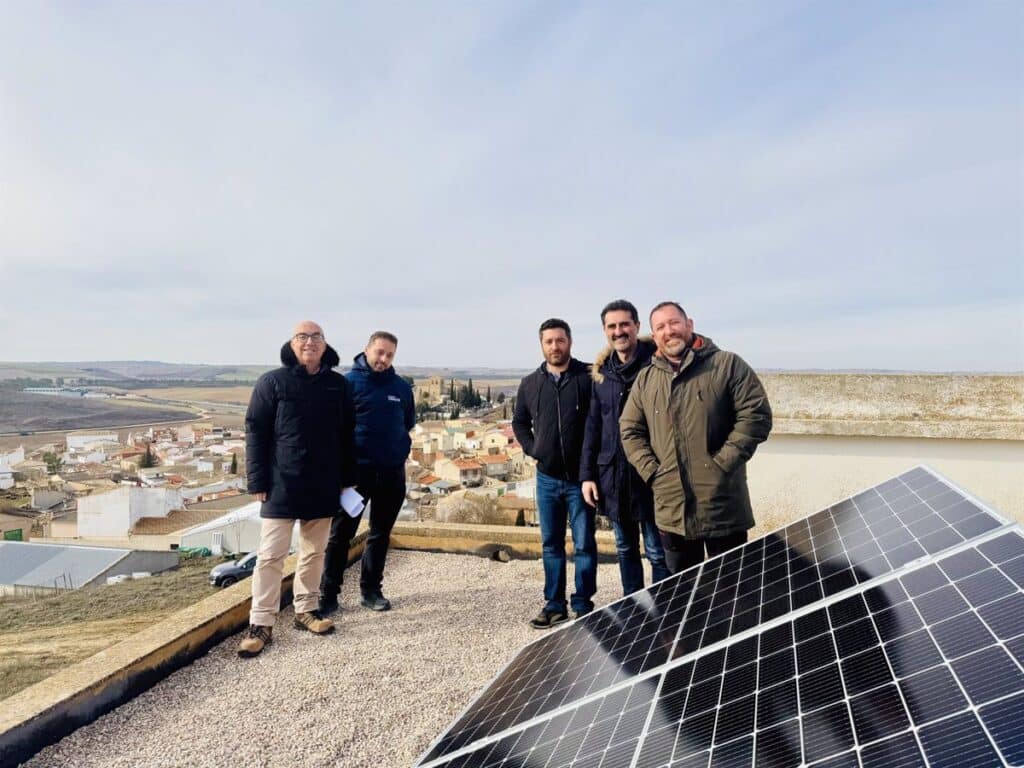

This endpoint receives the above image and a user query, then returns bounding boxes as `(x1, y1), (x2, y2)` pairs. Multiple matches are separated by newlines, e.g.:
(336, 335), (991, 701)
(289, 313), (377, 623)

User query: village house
(0, 465), (15, 490)
(477, 453), (512, 481)
(434, 457), (484, 488)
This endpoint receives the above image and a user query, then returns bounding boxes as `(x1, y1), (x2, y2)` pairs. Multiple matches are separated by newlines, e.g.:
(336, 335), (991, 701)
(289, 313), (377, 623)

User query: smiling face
(290, 320), (325, 372)
(650, 305), (694, 361)
(603, 309), (640, 360)
(365, 338), (397, 372)
(540, 328), (572, 370)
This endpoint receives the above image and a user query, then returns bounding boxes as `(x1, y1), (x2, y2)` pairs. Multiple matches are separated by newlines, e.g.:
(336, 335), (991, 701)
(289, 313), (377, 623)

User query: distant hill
(1, 361), (1020, 386)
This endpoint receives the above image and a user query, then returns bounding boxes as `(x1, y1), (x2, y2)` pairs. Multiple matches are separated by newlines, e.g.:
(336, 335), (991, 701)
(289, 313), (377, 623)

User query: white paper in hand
(340, 487), (365, 518)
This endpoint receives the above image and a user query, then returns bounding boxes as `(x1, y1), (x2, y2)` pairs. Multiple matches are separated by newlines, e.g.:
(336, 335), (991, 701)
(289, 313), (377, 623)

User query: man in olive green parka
(620, 301), (772, 574)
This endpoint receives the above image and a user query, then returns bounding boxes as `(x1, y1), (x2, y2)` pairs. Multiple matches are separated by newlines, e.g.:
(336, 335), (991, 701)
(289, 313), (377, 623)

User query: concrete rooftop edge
(0, 522), (613, 767)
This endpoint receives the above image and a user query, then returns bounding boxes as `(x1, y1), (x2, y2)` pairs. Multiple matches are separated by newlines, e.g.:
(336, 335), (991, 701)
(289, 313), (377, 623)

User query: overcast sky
(1, 2), (1021, 371)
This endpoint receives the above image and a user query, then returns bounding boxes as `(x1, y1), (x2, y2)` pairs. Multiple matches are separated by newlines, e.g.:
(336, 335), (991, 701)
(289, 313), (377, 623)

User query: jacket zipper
(555, 382), (568, 480)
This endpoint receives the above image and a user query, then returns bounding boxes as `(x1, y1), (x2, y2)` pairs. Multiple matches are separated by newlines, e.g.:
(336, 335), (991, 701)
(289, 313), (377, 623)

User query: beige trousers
(249, 517), (332, 627)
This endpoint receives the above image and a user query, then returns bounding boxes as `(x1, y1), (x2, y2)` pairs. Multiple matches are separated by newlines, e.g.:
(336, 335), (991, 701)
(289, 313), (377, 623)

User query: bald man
(239, 320), (358, 657)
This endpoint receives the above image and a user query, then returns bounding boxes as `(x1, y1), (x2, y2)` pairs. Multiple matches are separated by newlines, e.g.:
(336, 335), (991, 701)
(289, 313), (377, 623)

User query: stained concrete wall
(749, 434), (1024, 530)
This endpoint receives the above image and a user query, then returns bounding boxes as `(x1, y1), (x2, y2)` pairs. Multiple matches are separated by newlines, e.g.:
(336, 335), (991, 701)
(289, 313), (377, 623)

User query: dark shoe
(293, 610), (335, 634)
(530, 609), (569, 630)
(237, 624), (272, 657)
(318, 596), (340, 616)
(573, 609), (593, 620)
(360, 591), (392, 611)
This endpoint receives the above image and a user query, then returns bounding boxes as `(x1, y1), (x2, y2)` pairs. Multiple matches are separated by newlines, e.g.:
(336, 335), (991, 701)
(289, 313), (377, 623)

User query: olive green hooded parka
(619, 335), (772, 538)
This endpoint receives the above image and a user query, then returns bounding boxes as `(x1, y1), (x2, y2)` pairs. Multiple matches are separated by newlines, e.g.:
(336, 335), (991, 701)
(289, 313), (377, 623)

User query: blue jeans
(536, 471), (597, 614)
(611, 515), (671, 596)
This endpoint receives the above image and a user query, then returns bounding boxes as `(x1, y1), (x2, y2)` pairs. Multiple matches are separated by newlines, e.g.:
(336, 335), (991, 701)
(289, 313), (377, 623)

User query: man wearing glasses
(238, 320), (358, 658)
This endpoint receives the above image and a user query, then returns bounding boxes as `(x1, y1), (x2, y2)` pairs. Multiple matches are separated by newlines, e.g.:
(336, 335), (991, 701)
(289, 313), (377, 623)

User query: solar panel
(415, 467), (1019, 768)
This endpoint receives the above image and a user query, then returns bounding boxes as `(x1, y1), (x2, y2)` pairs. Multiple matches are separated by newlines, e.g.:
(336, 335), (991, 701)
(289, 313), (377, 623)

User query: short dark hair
(600, 299), (639, 325)
(367, 330), (398, 347)
(538, 318), (572, 339)
(649, 301), (687, 324)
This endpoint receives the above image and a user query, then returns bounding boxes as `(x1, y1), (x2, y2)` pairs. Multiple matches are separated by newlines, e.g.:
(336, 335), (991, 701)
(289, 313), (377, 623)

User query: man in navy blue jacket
(320, 331), (415, 613)
(581, 300), (670, 596)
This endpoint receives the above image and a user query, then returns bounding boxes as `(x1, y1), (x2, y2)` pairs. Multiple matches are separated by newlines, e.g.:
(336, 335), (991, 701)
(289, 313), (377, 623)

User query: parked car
(209, 551), (257, 587)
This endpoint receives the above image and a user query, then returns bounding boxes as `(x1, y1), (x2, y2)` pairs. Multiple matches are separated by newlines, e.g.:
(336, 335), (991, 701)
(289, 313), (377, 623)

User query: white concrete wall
(0, 447), (25, 466)
(748, 435), (1024, 532)
(66, 434), (118, 451)
(78, 488), (131, 537)
(127, 487), (183, 529)
(77, 487), (183, 537)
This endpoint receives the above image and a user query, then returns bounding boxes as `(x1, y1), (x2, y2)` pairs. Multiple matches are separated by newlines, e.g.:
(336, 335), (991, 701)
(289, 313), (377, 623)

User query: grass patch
(0, 556), (225, 701)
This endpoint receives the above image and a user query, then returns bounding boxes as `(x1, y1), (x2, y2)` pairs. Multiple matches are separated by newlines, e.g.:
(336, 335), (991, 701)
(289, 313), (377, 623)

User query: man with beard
(581, 300), (671, 595)
(620, 302), (772, 574)
(320, 331), (415, 614)
(513, 318), (595, 628)
(239, 320), (357, 657)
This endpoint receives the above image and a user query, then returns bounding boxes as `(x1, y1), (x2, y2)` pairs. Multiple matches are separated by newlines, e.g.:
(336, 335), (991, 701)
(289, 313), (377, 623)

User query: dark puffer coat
(579, 339), (657, 523)
(245, 342), (358, 519)
(345, 352), (416, 469)
(512, 358), (592, 482)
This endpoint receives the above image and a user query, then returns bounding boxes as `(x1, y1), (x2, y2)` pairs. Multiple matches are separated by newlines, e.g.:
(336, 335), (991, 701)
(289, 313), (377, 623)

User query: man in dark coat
(621, 302), (772, 574)
(320, 330), (415, 613)
(239, 320), (357, 657)
(513, 318), (596, 628)
(581, 300), (670, 596)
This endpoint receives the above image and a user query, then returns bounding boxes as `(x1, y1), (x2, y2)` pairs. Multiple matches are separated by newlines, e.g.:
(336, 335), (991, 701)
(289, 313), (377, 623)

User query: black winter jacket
(346, 352), (416, 469)
(580, 339), (657, 523)
(512, 359), (592, 482)
(245, 343), (358, 519)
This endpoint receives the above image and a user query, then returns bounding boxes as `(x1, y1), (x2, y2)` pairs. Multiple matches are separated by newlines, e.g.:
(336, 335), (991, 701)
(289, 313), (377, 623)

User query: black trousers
(320, 465), (406, 597)
(659, 530), (748, 575)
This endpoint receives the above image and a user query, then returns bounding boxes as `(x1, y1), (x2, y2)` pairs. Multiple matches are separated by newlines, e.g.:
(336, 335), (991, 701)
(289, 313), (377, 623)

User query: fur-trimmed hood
(279, 341), (341, 371)
(591, 336), (655, 383)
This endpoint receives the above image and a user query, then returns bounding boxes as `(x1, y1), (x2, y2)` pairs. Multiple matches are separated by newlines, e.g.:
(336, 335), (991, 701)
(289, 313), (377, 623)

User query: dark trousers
(660, 530), (748, 575)
(320, 465), (406, 598)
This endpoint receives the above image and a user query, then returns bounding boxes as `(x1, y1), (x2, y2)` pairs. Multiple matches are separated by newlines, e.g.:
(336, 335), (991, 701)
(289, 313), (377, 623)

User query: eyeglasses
(293, 333), (324, 343)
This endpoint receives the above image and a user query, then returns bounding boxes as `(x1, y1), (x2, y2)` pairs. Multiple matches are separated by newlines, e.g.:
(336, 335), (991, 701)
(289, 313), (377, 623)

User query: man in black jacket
(513, 318), (595, 628)
(320, 331), (415, 613)
(238, 320), (357, 658)
(581, 300), (670, 596)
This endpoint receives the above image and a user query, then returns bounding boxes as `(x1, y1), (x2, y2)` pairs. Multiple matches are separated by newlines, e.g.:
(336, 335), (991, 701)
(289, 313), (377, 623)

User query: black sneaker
(360, 591), (391, 611)
(319, 596), (340, 616)
(530, 609), (569, 630)
(573, 609), (593, 620)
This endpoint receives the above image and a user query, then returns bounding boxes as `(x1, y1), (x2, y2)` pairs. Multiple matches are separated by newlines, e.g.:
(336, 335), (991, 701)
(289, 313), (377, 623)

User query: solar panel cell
(979, 692), (1024, 765)
(917, 711), (1003, 768)
(849, 682), (910, 743)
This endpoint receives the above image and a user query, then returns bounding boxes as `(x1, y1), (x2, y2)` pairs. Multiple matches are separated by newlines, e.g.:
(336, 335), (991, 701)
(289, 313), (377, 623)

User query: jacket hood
(650, 334), (718, 373)
(351, 351), (396, 380)
(279, 341), (341, 370)
(591, 337), (656, 384)
(534, 357), (591, 378)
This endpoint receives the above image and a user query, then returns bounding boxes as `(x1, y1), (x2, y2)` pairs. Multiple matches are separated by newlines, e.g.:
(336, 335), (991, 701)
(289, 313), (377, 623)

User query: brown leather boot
(294, 610), (335, 634)
(237, 624), (272, 657)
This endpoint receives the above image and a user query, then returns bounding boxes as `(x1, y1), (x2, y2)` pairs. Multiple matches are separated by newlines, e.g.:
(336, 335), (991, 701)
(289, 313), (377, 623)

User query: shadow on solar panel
(415, 466), (1019, 768)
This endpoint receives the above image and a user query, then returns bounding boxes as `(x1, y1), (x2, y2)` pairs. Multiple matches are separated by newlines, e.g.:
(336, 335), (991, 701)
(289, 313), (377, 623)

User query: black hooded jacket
(245, 342), (358, 520)
(512, 358), (592, 482)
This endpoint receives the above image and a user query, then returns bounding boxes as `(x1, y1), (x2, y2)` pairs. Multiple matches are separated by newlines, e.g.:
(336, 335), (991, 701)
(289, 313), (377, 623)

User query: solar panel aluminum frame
(413, 465), (1014, 768)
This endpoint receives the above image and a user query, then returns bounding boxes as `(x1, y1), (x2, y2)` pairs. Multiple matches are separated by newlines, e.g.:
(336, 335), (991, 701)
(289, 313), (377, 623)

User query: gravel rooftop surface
(23, 550), (634, 768)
